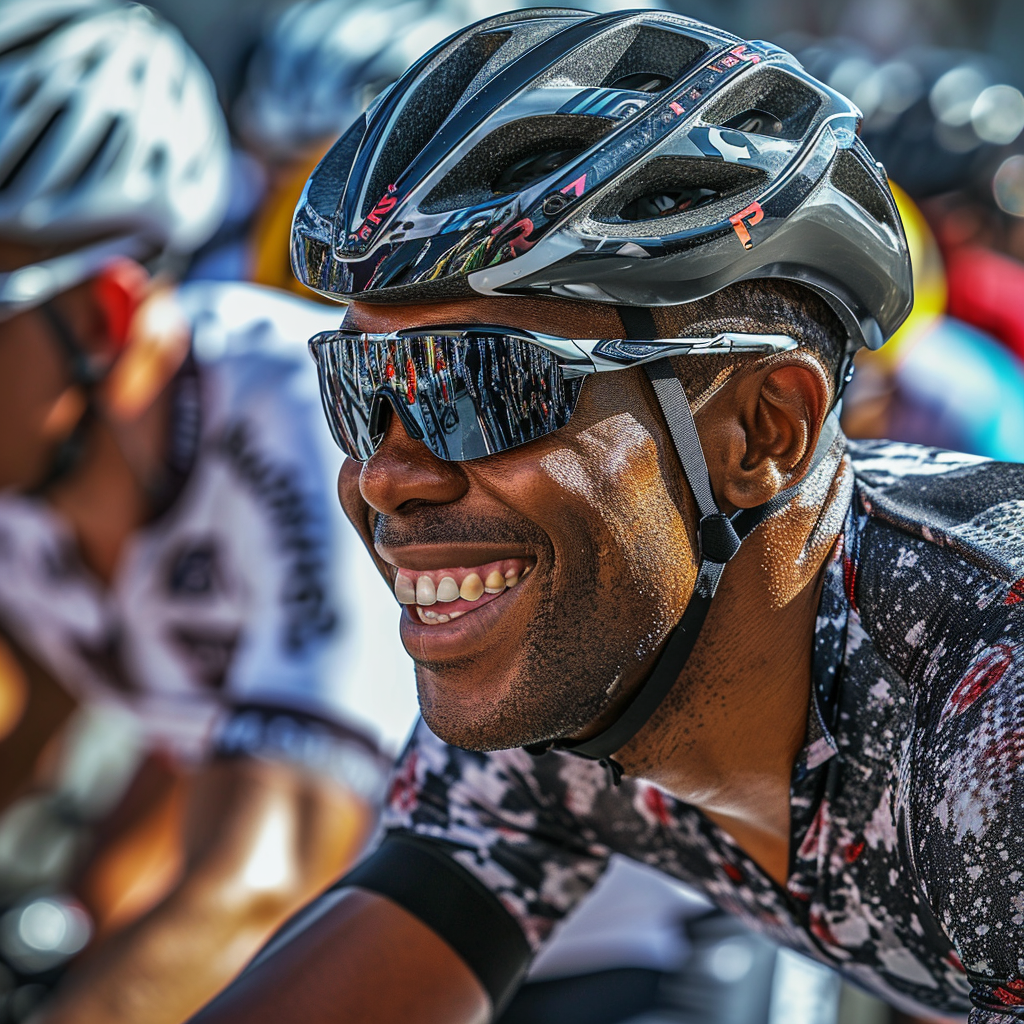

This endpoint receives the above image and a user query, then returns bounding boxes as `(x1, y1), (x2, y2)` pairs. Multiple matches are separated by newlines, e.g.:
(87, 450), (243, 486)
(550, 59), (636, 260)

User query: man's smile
(390, 558), (533, 625)
(374, 540), (541, 653)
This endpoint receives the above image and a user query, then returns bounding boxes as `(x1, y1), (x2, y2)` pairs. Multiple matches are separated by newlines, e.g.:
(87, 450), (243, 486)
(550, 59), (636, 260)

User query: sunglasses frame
(0, 235), (153, 323)
(307, 324), (799, 462)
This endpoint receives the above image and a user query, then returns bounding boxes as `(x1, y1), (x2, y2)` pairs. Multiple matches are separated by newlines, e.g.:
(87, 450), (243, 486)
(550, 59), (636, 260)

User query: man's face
(338, 296), (701, 751)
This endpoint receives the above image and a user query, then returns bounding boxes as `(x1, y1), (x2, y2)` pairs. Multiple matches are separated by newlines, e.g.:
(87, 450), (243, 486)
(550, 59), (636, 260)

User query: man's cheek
(540, 413), (697, 654)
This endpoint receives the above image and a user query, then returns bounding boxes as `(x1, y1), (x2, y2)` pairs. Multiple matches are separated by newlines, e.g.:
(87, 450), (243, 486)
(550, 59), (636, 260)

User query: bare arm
(0, 633), (77, 814)
(189, 888), (490, 1024)
(37, 756), (372, 1024)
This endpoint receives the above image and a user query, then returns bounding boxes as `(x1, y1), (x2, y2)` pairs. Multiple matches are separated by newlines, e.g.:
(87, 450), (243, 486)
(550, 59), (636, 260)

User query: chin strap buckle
(598, 757), (625, 786)
(699, 513), (742, 564)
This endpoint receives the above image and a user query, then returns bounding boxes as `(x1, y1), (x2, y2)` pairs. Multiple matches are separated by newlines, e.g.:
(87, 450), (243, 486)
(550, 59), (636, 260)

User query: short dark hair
(656, 279), (846, 403)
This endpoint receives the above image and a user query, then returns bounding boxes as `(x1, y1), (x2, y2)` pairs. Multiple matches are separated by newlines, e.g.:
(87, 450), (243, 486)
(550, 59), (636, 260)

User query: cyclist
(235, 6), (791, 1024)
(0, 3), (413, 1021)
(194, 9), (1021, 1024)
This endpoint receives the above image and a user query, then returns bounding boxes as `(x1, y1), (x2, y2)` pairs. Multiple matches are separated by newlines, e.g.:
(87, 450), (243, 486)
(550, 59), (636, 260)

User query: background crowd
(0, 1), (1020, 1023)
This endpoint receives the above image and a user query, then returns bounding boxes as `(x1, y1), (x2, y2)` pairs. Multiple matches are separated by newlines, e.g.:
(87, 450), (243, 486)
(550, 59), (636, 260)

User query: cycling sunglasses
(307, 325), (798, 463)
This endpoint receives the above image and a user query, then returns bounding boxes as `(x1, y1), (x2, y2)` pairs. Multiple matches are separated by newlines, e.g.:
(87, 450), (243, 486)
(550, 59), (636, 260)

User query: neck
(619, 447), (852, 886)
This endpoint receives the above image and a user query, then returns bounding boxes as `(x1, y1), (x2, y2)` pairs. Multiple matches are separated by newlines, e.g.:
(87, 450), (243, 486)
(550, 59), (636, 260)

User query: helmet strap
(525, 349), (839, 785)
(27, 301), (105, 496)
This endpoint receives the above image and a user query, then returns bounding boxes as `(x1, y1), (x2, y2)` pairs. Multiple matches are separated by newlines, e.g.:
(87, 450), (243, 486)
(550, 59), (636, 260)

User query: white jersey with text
(0, 282), (418, 783)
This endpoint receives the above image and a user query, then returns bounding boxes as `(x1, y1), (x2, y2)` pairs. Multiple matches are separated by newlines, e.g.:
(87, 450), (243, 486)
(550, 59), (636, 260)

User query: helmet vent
(589, 155), (765, 234)
(147, 145), (168, 179)
(66, 116), (124, 189)
(309, 116), (365, 219)
(600, 26), (708, 92)
(362, 30), (512, 220)
(420, 114), (614, 215)
(830, 149), (898, 232)
(0, 16), (78, 64)
(11, 72), (42, 109)
(534, 24), (707, 93)
(0, 102), (66, 192)
(721, 107), (785, 137)
(609, 71), (673, 93)
(80, 46), (105, 78)
(455, 17), (580, 116)
(705, 68), (821, 140)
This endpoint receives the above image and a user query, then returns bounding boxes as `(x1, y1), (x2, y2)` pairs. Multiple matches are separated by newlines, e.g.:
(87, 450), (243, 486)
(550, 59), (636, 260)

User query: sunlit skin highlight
(339, 291), (847, 885)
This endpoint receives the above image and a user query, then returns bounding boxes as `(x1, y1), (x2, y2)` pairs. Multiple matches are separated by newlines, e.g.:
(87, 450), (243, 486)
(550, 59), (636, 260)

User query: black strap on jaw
(526, 322), (840, 783)
(28, 301), (106, 495)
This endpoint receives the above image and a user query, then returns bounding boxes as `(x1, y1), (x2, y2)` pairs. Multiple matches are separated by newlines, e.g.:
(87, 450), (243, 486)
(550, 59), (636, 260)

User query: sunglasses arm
(572, 333), (799, 372)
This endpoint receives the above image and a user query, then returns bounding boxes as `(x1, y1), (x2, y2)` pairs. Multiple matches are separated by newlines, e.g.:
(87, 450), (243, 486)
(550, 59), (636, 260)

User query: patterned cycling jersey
(0, 282), (418, 791)
(372, 440), (1024, 1021)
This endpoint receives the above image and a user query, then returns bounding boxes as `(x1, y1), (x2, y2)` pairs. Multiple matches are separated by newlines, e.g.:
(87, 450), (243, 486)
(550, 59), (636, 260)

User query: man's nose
(359, 407), (467, 514)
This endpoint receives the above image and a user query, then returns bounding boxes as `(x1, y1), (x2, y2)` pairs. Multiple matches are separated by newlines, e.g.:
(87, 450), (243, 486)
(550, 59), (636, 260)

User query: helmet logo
(708, 44), (762, 74)
(707, 128), (751, 162)
(356, 184), (399, 242)
(729, 201), (764, 249)
(560, 174), (587, 199)
(690, 127), (753, 163)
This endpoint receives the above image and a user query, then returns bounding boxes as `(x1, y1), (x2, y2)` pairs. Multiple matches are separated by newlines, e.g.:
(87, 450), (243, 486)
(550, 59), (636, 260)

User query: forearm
(190, 888), (490, 1024)
(35, 872), (290, 1024)
(39, 757), (373, 1024)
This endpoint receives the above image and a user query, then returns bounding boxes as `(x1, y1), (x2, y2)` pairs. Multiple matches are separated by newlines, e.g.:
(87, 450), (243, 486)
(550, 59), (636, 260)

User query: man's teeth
(416, 575), (436, 606)
(460, 574), (484, 602)
(395, 574), (417, 604)
(416, 607), (465, 625)
(394, 564), (530, 607)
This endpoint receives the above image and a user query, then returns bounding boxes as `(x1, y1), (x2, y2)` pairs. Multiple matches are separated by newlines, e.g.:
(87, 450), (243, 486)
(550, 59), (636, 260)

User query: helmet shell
(0, 0), (229, 255)
(292, 8), (912, 352)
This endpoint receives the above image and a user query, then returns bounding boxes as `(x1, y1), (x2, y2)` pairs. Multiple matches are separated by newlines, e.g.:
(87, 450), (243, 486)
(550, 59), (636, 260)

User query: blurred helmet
(292, 7), (912, 355)
(799, 39), (1024, 200)
(235, 0), (468, 162)
(0, 0), (230, 258)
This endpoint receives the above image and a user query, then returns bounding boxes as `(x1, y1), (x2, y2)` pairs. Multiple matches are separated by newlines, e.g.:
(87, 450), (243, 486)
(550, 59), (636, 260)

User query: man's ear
(91, 258), (149, 354)
(702, 357), (830, 511)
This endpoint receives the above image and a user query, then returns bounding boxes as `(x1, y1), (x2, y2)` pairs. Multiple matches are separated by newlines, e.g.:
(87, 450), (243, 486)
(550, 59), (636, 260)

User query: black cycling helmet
(292, 6), (912, 358)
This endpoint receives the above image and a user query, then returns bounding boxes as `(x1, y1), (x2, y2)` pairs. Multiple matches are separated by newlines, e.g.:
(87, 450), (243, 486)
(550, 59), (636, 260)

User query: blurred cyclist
(842, 182), (1024, 462)
(0, 2), (413, 1022)
(192, 9), (1023, 1024)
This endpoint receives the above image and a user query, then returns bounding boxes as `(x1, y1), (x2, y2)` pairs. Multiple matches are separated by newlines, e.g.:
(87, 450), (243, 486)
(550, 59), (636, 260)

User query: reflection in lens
(312, 332), (584, 462)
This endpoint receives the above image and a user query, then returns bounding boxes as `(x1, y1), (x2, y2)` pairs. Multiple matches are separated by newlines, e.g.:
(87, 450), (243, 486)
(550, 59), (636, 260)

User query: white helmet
(235, 0), (468, 161)
(0, 0), (229, 257)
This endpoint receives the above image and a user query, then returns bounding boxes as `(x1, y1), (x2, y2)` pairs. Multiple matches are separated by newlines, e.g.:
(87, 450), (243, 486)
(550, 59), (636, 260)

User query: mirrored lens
(310, 332), (584, 462)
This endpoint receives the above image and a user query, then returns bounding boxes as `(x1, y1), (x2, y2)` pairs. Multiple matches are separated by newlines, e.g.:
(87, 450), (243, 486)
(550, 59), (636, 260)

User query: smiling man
(193, 9), (1024, 1024)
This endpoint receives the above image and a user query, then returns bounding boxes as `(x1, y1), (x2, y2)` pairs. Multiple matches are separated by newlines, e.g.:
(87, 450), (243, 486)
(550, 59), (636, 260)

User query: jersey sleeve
(374, 719), (614, 950)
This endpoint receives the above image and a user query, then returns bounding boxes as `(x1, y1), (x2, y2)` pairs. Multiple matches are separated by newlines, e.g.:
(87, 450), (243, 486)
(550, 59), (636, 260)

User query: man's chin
(416, 674), (529, 752)
(415, 667), (612, 754)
